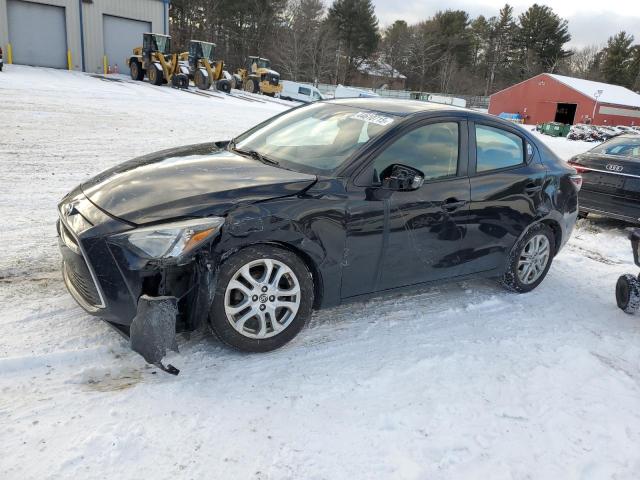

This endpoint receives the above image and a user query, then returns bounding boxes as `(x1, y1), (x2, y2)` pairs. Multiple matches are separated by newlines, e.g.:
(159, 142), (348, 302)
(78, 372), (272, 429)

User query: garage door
(7, 0), (68, 69)
(103, 15), (151, 75)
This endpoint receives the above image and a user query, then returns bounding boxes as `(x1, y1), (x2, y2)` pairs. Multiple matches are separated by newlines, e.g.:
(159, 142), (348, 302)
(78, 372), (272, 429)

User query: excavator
(182, 40), (231, 93)
(128, 33), (189, 88)
(233, 56), (282, 96)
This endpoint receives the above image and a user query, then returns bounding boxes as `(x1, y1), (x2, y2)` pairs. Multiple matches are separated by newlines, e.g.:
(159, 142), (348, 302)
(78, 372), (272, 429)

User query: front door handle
(442, 198), (467, 212)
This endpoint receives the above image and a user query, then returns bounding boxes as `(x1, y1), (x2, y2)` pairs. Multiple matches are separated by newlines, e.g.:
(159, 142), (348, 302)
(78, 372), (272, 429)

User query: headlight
(112, 217), (224, 261)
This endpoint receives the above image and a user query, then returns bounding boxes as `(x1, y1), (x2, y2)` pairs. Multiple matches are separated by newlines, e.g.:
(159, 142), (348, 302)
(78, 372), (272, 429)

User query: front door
(341, 118), (471, 298)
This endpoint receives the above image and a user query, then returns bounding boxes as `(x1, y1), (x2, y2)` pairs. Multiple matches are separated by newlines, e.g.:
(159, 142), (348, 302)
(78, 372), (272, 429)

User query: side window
(372, 122), (459, 183)
(298, 87), (311, 96)
(475, 125), (525, 173)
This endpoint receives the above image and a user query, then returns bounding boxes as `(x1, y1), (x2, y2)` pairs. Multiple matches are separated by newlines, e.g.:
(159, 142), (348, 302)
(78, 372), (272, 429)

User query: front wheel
(209, 245), (314, 352)
(194, 69), (211, 90)
(616, 274), (640, 314)
(501, 223), (555, 293)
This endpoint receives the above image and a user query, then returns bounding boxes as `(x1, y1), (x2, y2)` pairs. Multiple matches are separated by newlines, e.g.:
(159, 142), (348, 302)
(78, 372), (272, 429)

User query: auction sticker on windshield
(350, 111), (395, 126)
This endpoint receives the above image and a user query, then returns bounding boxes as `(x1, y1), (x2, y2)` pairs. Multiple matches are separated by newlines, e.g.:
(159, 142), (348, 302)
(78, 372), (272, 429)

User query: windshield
(201, 42), (214, 61)
(154, 36), (171, 55)
(591, 136), (640, 159)
(234, 103), (398, 175)
(258, 58), (270, 69)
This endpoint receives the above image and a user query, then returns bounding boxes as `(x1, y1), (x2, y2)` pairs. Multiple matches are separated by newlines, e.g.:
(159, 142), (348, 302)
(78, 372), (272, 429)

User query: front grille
(64, 259), (102, 307)
(58, 212), (105, 311)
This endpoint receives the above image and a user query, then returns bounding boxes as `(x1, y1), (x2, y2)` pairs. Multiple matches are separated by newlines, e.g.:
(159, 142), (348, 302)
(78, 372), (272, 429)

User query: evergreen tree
(327, 0), (379, 84)
(484, 4), (518, 95)
(601, 31), (635, 87)
(517, 4), (571, 76)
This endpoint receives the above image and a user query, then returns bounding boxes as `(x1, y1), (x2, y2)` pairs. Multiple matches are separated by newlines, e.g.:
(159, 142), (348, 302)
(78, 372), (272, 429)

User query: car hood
(81, 142), (316, 225)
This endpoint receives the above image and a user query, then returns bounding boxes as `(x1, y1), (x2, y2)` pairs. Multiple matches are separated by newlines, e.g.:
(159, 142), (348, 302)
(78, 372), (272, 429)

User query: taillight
(570, 174), (583, 191)
(567, 160), (589, 174)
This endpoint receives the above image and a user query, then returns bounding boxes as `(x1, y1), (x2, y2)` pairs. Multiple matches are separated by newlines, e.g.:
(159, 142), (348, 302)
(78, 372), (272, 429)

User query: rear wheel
(130, 60), (144, 81)
(148, 65), (163, 85)
(244, 78), (258, 93)
(501, 223), (555, 293)
(616, 274), (640, 314)
(209, 245), (314, 352)
(195, 69), (211, 90)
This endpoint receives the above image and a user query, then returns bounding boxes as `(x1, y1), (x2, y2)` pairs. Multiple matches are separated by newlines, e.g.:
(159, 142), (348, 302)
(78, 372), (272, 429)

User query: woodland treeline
(169, 0), (640, 95)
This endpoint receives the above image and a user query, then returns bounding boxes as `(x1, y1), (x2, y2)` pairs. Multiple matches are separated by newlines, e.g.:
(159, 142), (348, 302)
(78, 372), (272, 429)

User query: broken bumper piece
(130, 295), (180, 375)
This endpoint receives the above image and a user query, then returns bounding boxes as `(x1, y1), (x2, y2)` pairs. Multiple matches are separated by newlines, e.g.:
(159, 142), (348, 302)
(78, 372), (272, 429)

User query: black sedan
(569, 134), (640, 224)
(58, 99), (580, 360)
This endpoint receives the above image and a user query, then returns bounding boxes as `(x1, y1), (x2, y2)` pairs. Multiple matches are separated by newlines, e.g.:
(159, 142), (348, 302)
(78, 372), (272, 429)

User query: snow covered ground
(1, 65), (640, 479)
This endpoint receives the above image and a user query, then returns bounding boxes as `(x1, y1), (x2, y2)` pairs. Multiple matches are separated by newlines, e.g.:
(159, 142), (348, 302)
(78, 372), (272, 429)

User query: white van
(280, 81), (324, 103)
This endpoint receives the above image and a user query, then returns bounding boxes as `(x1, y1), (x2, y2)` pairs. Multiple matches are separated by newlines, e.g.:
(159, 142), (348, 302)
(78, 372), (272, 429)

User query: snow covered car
(57, 99), (580, 361)
(569, 134), (640, 223)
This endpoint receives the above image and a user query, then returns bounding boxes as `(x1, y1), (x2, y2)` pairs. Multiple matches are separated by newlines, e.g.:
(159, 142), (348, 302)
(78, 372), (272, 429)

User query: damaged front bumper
(58, 191), (220, 373)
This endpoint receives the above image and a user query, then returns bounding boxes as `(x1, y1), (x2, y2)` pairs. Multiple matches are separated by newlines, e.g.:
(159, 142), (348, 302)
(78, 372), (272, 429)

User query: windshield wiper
(232, 146), (280, 167)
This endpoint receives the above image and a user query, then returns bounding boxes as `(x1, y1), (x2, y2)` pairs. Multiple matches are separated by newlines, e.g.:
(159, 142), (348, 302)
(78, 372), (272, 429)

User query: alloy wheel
(517, 234), (551, 285)
(224, 258), (301, 339)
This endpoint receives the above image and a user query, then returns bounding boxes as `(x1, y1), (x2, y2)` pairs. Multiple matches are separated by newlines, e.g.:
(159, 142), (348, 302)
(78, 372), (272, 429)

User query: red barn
(489, 73), (640, 126)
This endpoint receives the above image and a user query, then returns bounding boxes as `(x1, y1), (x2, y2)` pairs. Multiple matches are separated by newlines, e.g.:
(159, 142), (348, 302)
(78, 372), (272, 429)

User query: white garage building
(0, 0), (169, 73)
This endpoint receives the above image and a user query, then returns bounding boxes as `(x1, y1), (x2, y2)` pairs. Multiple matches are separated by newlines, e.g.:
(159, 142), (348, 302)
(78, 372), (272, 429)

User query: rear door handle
(442, 198), (467, 212)
(524, 184), (543, 195)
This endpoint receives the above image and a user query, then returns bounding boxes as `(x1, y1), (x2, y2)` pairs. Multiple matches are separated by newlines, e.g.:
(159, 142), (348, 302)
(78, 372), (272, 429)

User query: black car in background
(58, 99), (580, 356)
(569, 134), (640, 224)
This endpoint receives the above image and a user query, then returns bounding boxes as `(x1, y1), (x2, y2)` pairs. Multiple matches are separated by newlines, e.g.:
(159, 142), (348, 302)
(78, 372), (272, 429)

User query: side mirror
(381, 164), (424, 192)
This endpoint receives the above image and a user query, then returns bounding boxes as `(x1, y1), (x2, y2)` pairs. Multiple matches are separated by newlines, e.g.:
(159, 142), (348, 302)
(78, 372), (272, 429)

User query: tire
(171, 74), (189, 89)
(216, 79), (231, 94)
(263, 91), (275, 97)
(148, 65), (163, 85)
(232, 74), (243, 89)
(130, 60), (144, 81)
(195, 69), (211, 90)
(616, 274), (640, 314)
(244, 78), (258, 93)
(209, 245), (314, 352)
(500, 223), (555, 293)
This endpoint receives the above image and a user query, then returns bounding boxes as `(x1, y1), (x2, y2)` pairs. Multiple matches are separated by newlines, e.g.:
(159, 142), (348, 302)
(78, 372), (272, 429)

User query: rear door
(463, 120), (548, 274)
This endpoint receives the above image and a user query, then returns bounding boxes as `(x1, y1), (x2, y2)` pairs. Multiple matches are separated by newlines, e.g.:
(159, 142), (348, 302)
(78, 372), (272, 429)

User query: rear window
(475, 125), (525, 172)
(591, 137), (640, 159)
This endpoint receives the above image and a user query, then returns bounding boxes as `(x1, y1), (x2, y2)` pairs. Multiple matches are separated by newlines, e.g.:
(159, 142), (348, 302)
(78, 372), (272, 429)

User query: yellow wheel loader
(233, 56), (282, 96)
(128, 33), (189, 88)
(183, 40), (232, 93)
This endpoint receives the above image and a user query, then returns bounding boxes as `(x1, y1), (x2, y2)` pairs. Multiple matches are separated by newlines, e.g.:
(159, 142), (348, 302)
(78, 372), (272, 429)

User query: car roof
(325, 97), (465, 117)
(322, 97), (533, 135)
